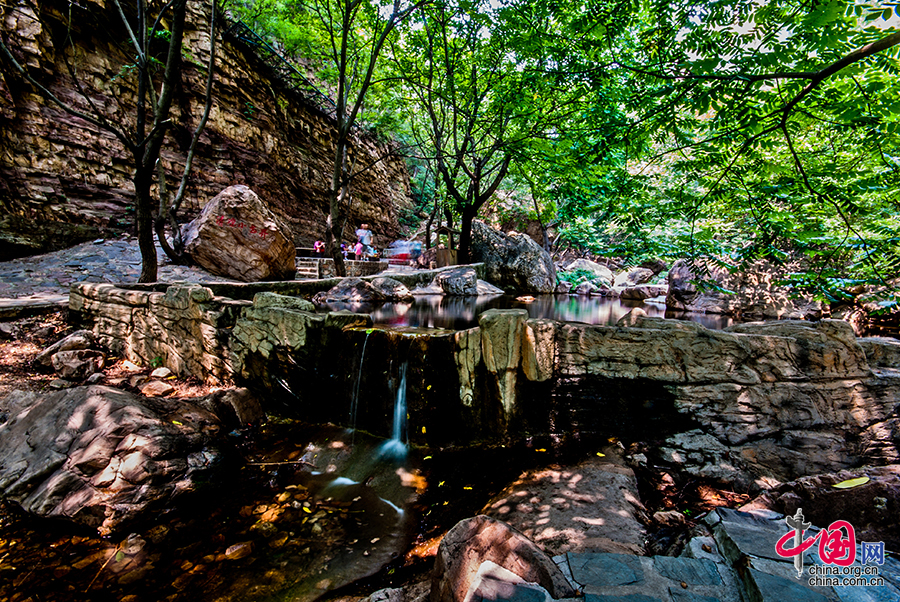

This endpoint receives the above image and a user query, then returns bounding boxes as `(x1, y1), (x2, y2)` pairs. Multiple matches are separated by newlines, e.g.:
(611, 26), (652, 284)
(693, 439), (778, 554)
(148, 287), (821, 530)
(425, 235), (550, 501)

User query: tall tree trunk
(134, 162), (158, 282)
(458, 205), (476, 264)
(327, 138), (349, 276)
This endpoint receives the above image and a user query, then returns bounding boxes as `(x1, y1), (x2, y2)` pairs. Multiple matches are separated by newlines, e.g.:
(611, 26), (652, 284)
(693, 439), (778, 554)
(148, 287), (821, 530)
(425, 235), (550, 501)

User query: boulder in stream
(470, 221), (556, 293)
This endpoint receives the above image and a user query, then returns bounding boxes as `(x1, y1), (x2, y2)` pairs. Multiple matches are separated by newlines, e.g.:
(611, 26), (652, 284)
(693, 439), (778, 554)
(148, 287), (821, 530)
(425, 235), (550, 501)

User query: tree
(0, 0), (218, 282)
(565, 0), (900, 298)
(394, 0), (578, 262)
(242, 0), (427, 275)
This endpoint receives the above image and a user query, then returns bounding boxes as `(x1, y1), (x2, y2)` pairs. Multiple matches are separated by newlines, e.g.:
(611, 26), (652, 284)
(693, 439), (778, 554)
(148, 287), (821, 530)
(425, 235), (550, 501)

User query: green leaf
(832, 476), (870, 489)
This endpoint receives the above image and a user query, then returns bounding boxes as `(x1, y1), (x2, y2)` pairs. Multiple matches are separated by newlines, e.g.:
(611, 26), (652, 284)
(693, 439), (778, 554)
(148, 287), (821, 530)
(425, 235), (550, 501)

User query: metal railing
(223, 19), (337, 115)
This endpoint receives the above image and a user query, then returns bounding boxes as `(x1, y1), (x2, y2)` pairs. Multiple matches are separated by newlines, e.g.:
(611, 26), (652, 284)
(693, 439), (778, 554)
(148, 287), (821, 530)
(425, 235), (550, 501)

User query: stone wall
(70, 282), (900, 486)
(0, 0), (412, 259)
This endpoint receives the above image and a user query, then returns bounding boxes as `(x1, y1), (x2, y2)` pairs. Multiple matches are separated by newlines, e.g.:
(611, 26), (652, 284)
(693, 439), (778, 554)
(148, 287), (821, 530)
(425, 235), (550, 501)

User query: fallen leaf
(833, 476), (870, 489)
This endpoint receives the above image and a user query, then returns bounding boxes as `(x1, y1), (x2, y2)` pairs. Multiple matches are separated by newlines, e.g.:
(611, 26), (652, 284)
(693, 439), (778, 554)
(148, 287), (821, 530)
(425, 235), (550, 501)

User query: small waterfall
(379, 360), (408, 460)
(350, 331), (371, 440)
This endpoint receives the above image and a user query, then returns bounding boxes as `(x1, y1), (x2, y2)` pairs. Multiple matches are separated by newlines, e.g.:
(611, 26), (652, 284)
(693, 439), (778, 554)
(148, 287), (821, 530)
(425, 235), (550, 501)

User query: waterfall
(380, 360), (408, 460)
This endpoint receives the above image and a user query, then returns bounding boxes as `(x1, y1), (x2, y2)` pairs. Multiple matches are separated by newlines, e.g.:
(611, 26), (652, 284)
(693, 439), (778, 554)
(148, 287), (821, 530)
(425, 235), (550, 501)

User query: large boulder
(560, 258), (614, 287)
(470, 221), (556, 293)
(666, 258), (825, 319)
(0, 385), (225, 535)
(434, 267), (479, 296)
(181, 185), (296, 282)
(481, 454), (647, 556)
(614, 267), (654, 287)
(430, 515), (577, 602)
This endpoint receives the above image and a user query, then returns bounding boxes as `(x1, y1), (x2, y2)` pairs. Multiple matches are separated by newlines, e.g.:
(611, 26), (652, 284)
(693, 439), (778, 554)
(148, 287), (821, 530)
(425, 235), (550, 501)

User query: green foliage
(557, 268), (597, 286)
(229, 0), (900, 298)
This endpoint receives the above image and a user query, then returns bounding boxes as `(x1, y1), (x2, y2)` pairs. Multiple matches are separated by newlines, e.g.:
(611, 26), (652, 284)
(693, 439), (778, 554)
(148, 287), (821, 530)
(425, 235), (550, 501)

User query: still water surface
(321, 294), (734, 331)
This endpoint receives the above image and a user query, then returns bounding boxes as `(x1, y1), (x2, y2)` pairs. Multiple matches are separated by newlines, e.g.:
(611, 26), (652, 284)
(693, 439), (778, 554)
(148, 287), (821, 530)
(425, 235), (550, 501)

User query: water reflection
(321, 294), (733, 330)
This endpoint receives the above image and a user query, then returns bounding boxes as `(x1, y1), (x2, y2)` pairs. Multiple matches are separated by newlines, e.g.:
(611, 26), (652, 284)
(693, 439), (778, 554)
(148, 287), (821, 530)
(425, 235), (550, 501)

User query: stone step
(563, 552), (740, 602)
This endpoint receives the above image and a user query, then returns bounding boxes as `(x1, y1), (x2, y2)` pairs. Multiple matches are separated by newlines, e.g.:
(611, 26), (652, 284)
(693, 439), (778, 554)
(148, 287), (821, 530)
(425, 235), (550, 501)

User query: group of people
(312, 223), (377, 261)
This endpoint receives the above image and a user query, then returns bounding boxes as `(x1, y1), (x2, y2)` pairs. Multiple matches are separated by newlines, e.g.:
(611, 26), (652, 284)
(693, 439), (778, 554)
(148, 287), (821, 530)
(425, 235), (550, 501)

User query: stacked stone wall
(70, 282), (900, 484)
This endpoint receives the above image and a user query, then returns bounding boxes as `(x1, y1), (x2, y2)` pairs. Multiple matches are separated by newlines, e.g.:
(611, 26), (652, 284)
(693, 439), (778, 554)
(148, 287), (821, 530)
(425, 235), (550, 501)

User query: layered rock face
(0, 0), (412, 259)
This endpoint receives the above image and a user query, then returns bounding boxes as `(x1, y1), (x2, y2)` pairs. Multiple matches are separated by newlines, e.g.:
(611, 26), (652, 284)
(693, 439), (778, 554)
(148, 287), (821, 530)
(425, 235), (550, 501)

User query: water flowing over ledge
(69, 281), (900, 486)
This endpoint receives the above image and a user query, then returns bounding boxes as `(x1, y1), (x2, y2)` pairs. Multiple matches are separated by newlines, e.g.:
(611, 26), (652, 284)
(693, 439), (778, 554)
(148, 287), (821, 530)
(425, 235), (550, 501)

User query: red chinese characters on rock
(216, 214), (269, 239)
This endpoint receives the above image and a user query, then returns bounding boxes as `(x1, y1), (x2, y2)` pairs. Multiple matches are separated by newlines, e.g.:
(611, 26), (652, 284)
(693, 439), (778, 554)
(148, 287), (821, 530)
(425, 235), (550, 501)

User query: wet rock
(86, 372), (105, 384)
(371, 277), (415, 301)
(0, 385), (223, 534)
(313, 278), (386, 304)
(51, 349), (106, 380)
(470, 221), (556, 293)
(480, 453), (647, 556)
(35, 330), (96, 367)
(430, 515), (577, 602)
(614, 267), (654, 287)
(555, 281), (572, 294)
(181, 185), (296, 282)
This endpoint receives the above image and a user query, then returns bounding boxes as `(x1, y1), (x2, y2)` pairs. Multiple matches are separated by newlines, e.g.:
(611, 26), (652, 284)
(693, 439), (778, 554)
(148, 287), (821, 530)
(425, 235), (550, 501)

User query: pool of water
(320, 294), (734, 330)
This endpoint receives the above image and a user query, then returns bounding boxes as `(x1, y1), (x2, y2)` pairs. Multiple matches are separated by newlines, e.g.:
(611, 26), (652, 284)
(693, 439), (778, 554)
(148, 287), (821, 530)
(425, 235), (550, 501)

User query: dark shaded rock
(639, 258), (668, 274)
(470, 221), (556, 293)
(50, 348), (105, 380)
(182, 185), (296, 282)
(434, 267), (479, 296)
(430, 515), (577, 602)
(195, 388), (265, 429)
(35, 329), (96, 367)
(741, 465), (900, 550)
(0, 385), (223, 535)
(667, 258), (824, 319)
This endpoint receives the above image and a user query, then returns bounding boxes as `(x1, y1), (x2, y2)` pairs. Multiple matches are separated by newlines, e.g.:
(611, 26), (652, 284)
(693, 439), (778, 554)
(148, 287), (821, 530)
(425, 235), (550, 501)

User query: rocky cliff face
(0, 0), (412, 260)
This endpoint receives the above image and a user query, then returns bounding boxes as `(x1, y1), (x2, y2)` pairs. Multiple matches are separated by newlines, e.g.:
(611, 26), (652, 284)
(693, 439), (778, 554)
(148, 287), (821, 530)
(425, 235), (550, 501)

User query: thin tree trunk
(134, 163), (158, 282)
